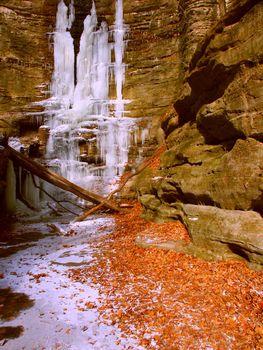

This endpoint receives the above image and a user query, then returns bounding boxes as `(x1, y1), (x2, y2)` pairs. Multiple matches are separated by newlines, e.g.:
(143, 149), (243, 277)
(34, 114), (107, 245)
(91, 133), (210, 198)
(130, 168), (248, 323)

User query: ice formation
(45, 0), (133, 194)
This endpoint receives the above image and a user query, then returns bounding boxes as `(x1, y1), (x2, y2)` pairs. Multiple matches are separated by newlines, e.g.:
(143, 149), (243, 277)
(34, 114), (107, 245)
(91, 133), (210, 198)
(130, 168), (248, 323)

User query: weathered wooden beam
(6, 145), (121, 212)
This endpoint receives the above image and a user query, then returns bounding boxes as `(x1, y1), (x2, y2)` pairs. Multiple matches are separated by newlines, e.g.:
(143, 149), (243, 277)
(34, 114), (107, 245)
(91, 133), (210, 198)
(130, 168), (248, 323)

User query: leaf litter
(69, 202), (263, 350)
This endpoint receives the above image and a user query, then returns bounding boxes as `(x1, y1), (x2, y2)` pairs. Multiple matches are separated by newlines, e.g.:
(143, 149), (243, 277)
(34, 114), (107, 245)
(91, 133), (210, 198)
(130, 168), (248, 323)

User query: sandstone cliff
(0, 0), (179, 131)
(0, 0), (56, 135)
(137, 0), (263, 267)
(0, 0), (96, 137)
(0, 0), (262, 266)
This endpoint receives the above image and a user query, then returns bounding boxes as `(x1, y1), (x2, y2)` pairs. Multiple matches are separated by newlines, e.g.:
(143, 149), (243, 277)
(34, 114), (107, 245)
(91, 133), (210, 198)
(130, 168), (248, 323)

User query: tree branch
(73, 144), (166, 222)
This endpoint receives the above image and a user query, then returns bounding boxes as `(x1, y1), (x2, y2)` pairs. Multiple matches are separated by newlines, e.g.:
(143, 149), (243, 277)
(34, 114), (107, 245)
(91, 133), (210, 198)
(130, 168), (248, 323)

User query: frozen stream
(0, 215), (144, 350)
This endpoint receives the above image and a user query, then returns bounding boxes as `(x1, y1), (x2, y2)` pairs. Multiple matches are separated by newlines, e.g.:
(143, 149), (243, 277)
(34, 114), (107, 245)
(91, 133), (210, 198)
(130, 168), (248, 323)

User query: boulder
(180, 204), (263, 266)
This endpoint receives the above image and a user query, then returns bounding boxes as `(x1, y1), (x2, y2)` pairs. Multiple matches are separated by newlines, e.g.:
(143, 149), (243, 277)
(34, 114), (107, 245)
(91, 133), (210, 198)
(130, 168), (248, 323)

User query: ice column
(73, 1), (110, 116)
(5, 160), (16, 213)
(98, 0), (131, 178)
(113, 0), (126, 118)
(45, 0), (132, 193)
(51, 0), (75, 109)
(73, 2), (97, 109)
(91, 21), (110, 108)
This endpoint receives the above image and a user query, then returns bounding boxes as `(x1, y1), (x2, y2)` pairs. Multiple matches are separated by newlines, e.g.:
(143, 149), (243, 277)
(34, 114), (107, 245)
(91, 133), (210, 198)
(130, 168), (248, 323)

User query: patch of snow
(188, 217), (199, 221)
(0, 216), (145, 350)
(8, 137), (24, 151)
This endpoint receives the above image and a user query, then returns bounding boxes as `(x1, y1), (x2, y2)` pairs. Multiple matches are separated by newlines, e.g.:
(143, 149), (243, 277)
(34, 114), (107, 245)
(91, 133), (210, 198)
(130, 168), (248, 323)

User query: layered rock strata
(0, 0), (56, 141)
(0, 1), (181, 129)
(0, 1), (56, 113)
(0, 0), (95, 136)
(1, 0), (262, 265)
(137, 0), (263, 267)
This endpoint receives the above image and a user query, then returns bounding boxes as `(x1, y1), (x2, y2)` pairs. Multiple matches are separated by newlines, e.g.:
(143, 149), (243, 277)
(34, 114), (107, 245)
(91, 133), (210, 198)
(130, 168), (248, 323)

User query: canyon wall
(0, 0), (180, 134)
(0, 0), (56, 135)
(0, 0), (94, 137)
(136, 0), (263, 267)
(0, 0), (262, 266)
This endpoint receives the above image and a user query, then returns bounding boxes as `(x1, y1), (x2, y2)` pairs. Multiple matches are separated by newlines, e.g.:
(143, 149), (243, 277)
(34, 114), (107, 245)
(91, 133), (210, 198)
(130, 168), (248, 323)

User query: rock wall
(0, 1), (58, 110)
(1, 0), (262, 265)
(0, 1), (181, 131)
(123, 0), (179, 121)
(0, 0), (95, 137)
(0, 0), (57, 139)
(137, 0), (263, 267)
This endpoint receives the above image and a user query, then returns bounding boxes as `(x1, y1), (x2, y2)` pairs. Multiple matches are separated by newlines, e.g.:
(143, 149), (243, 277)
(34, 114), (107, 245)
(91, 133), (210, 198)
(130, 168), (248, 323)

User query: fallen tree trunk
(6, 145), (121, 212)
(74, 143), (167, 222)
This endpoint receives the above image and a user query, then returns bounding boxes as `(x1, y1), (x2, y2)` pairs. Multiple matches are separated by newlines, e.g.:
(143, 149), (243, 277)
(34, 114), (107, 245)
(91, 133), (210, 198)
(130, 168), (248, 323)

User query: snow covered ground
(0, 216), (144, 350)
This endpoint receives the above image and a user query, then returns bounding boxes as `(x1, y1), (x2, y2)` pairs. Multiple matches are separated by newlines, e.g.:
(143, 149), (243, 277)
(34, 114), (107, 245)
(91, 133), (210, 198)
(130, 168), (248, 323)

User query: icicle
(5, 160), (16, 213)
(113, 0), (126, 118)
(68, 0), (75, 29)
(91, 21), (110, 102)
(51, 0), (75, 109)
(44, 0), (134, 194)
(73, 1), (98, 108)
(21, 172), (40, 210)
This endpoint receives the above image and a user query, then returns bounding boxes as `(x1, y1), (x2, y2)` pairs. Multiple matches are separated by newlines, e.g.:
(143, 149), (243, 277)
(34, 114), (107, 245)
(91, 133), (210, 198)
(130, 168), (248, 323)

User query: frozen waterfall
(114, 0), (126, 119)
(50, 0), (75, 109)
(45, 0), (134, 194)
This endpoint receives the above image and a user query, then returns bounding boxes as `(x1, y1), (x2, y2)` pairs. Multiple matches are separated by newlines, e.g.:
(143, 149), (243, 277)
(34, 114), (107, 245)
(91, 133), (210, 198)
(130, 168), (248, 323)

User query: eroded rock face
(159, 134), (262, 211)
(0, 0), (220, 131)
(0, 1), (57, 115)
(197, 64), (263, 142)
(0, 1), (95, 134)
(138, 129), (263, 214)
(123, 0), (223, 121)
(1, 0), (262, 265)
(123, 0), (180, 120)
(137, 0), (263, 266)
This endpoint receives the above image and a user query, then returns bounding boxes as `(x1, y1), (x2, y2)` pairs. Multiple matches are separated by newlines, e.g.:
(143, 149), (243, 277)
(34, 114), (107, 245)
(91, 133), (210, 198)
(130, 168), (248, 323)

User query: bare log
(72, 202), (105, 223)
(74, 144), (166, 222)
(31, 174), (78, 215)
(6, 145), (121, 212)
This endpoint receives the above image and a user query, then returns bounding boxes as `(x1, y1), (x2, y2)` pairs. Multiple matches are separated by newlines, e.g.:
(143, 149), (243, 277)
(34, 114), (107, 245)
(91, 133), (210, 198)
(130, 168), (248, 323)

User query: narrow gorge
(1, 0), (261, 266)
(0, 0), (262, 349)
